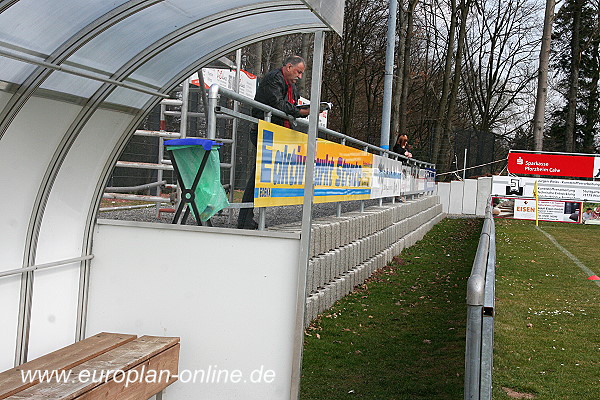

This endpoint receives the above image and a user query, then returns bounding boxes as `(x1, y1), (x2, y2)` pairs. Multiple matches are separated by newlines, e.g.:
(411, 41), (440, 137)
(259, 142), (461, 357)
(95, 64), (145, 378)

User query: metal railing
(206, 84), (436, 228)
(104, 80), (437, 227)
(464, 200), (496, 400)
(208, 84), (434, 168)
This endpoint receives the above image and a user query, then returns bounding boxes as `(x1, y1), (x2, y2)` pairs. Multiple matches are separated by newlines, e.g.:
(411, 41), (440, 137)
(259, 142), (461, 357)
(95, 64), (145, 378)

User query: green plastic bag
(167, 144), (229, 221)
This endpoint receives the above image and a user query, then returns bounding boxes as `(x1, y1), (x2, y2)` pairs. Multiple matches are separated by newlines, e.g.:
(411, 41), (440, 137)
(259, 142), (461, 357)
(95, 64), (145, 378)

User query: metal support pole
(157, 104), (169, 215)
(207, 84), (219, 140)
(197, 70), (210, 121)
(463, 148), (467, 180)
(255, 109), (270, 229)
(156, 137), (165, 217)
(258, 208), (266, 230)
(229, 49), (242, 223)
(180, 81), (189, 138)
(290, 30), (325, 400)
(380, 0), (397, 150)
(14, 270), (33, 365)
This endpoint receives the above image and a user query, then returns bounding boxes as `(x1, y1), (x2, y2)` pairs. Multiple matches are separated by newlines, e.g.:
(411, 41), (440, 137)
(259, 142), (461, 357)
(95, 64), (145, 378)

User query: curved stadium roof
(0, 0), (343, 369)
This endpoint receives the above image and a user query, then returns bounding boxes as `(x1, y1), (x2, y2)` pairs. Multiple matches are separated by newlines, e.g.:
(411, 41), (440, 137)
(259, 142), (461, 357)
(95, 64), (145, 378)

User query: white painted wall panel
(0, 276), (21, 371)
(462, 179), (478, 215)
(28, 110), (135, 360)
(27, 265), (80, 361)
(87, 221), (301, 400)
(436, 183), (450, 213)
(448, 181), (464, 214)
(476, 177), (493, 216)
(0, 97), (82, 369)
(0, 98), (82, 274)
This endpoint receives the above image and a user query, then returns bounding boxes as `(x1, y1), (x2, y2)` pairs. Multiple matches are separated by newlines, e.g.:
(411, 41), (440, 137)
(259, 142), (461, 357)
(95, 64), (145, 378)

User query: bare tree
(532, 0), (556, 151)
(436, 0), (473, 172)
(322, 0), (388, 139)
(398, 0), (420, 138)
(431, 0), (458, 165)
(462, 0), (541, 169)
(564, 0), (584, 152)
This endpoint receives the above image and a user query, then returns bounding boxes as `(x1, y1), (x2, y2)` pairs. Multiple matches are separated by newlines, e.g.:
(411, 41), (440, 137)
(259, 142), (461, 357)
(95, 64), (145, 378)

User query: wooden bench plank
(7, 336), (180, 400)
(0, 333), (136, 400)
(76, 344), (179, 400)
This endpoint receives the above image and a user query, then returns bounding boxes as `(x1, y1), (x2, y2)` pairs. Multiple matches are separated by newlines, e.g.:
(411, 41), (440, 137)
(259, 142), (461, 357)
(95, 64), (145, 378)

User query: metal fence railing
(464, 200), (496, 400)
(206, 84), (436, 229)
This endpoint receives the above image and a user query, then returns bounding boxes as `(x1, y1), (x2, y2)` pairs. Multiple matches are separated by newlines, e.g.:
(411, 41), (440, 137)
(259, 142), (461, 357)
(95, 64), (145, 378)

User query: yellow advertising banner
(254, 121), (373, 207)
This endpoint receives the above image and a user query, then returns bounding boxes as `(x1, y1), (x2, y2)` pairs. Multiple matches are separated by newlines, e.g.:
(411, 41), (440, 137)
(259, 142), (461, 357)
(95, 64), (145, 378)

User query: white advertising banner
(297, 97), (328, 128)
(492, 197), (582, 223)
(492, 175), (600, 202)
(189, 69), (257, 99)
(371, 154), (403, 198)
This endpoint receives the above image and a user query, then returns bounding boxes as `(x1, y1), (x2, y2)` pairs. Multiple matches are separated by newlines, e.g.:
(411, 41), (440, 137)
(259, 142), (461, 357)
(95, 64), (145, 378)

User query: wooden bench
(0, 332), (180, 400)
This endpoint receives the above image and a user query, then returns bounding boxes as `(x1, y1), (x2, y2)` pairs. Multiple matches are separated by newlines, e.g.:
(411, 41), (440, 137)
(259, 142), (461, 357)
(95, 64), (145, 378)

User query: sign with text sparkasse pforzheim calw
(508, 150), (600, 179)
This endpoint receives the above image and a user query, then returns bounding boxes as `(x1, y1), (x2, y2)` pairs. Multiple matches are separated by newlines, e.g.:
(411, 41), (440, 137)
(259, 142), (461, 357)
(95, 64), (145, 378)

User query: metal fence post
(207, 84), (219, 140)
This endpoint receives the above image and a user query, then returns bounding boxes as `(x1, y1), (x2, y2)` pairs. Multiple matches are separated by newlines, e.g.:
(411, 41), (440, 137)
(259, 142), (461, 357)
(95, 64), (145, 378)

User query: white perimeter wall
(436, 177), (492, 216)
(86, 220), (302, 400)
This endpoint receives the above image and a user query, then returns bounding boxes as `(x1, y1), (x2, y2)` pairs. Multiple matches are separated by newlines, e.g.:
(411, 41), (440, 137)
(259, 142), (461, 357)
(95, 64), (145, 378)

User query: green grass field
(300, 218), (483, 400)
(300, 218), (600, 400)
(493, 220), (600, 399)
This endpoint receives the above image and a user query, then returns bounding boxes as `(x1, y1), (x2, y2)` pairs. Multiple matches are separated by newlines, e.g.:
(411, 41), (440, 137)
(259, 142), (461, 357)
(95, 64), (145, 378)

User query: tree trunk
(391, 3), (407, 145)
(439, 0), (472, 173)
(254, 41), (263, 77)
(565, 0), (583, 152)
(431, 0), (457, 165)
(399, 0), (419, 139)
(272, 36), (285, 70)
(299, 33), (312, 95)
(532, 0), (555, 151)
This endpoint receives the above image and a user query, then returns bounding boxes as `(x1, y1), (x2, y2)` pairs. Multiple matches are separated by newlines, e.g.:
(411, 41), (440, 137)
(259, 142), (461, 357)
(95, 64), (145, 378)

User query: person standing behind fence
(237, 55), (310, 229)
(393, 134), (412, 158)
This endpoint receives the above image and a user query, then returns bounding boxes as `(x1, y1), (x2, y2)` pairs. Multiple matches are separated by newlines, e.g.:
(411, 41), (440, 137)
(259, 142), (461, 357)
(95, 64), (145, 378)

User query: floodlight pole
(380, 0), (398, 151)
(290, 29), (325, 400)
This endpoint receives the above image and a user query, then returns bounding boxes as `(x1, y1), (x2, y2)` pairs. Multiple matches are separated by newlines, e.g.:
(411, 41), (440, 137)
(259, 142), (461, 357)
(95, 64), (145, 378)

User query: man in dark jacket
(237, 55), (310, 229)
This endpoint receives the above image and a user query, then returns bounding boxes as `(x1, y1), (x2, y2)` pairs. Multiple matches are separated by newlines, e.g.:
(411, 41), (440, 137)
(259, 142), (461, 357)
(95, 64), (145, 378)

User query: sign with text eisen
(508, 150), (600, 178)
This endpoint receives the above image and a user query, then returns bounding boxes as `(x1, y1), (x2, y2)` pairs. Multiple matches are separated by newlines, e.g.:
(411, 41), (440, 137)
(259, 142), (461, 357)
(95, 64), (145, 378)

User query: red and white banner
(508, 150), (600, 178)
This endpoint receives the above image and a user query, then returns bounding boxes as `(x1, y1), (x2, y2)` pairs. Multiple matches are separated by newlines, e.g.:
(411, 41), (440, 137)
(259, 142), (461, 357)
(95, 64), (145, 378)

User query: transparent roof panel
(66, 0), (263, 77)
(0, 57), (38, 86)
(304, 0), (345, 35)
(40, 71), (104, 100)
(129, 9), (319, 90)
(0, 0), (130, 55)
(104, 87), (153, 110)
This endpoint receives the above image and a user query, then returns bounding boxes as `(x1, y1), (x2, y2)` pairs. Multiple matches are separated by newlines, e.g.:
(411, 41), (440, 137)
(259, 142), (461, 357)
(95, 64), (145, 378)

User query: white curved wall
(0, 0), (344, 372)
(28, 107), (137, 360)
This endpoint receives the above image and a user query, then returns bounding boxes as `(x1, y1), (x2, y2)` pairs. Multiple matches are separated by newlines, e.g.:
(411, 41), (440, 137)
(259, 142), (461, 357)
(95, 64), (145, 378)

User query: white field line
(536, 226), (600, 288)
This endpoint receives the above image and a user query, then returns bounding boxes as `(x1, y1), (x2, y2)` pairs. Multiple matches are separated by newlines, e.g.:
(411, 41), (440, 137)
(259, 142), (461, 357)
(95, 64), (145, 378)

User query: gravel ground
(98, 198), (390, 229)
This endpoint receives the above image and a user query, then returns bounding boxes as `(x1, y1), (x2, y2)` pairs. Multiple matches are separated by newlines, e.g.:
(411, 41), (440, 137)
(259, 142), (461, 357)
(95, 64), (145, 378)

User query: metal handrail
(0, 255), (94, 279)
(209, 84), (435, 169)
(464, 200), (496, 400)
